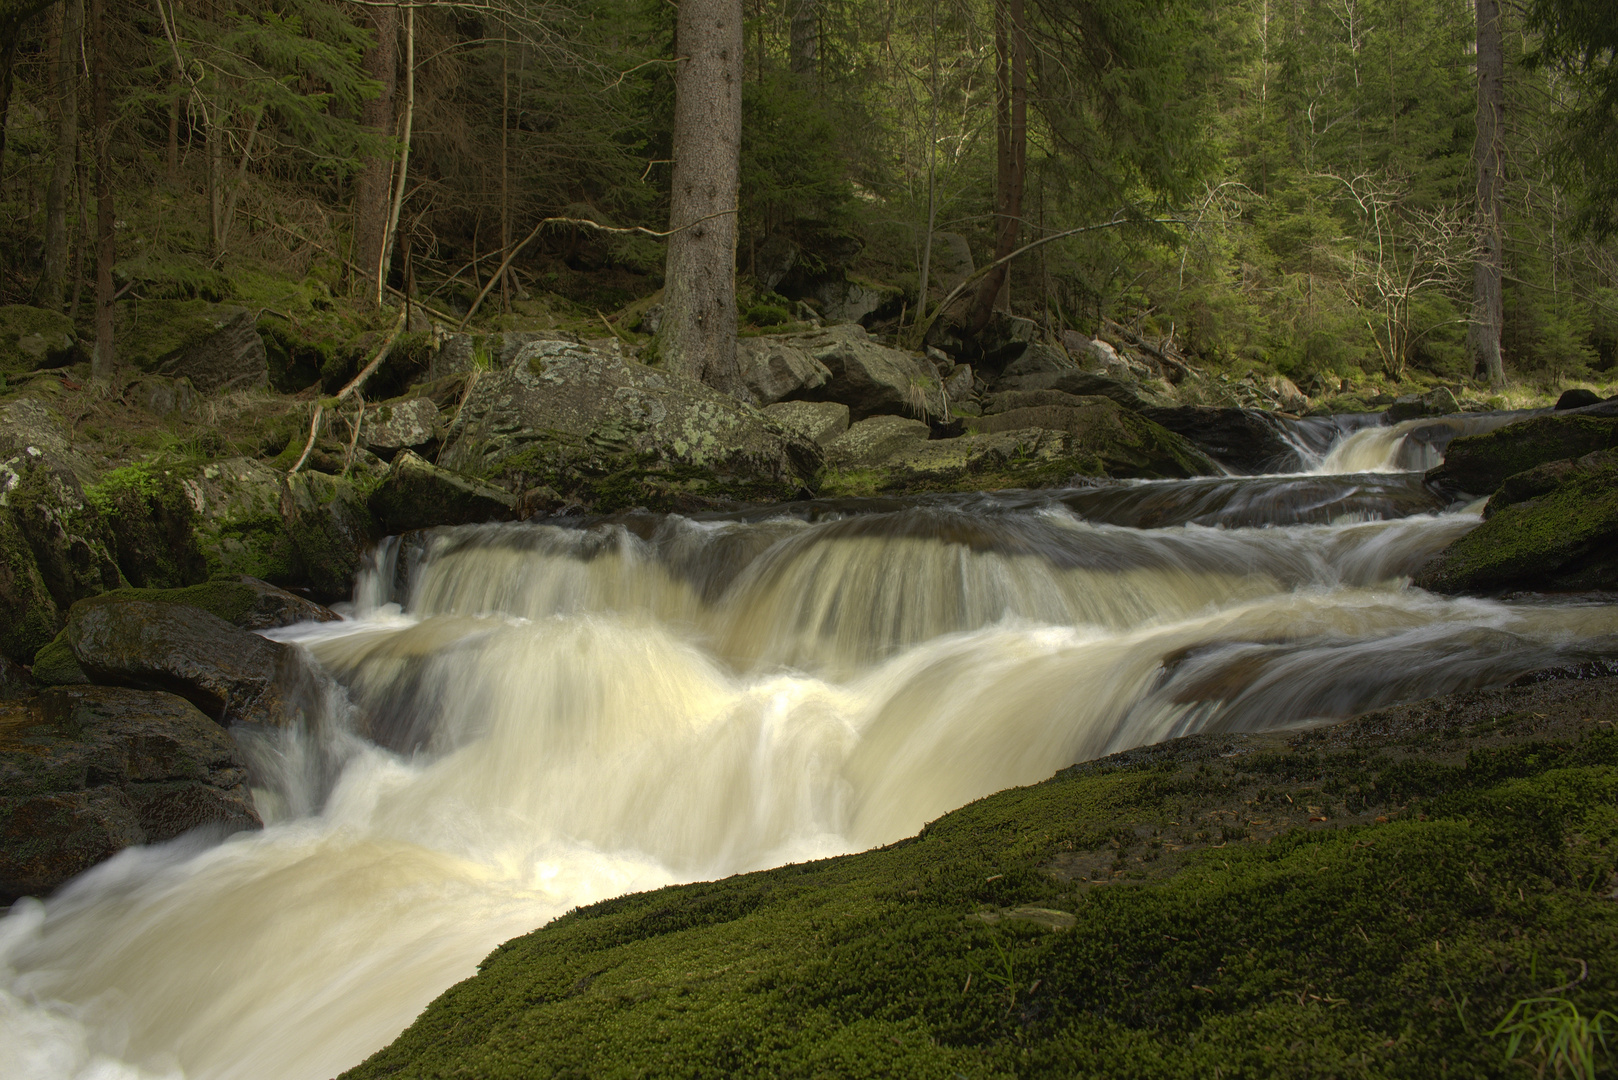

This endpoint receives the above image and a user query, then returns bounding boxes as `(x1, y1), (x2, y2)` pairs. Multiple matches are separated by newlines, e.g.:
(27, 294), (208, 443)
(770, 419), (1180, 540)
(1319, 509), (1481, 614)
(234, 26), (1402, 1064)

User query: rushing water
(4, 412), (1617, 1080)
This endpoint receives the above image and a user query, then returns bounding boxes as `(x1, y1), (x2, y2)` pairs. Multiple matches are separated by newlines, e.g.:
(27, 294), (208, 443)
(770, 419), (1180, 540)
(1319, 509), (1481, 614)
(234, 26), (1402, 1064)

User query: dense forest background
(0, 0), (1614, 398)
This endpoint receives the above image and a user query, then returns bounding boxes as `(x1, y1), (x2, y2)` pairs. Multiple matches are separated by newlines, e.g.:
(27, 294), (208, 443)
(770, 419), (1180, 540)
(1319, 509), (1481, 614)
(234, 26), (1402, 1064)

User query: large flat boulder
(762, 400), (850, 448)
(438, 339), (812, 512)
(1139, 406), (1299, 474)
(1416, 449), (1618, 594)
(0, 686), (260, 902)
(970, 394), (1219, 479)
(64, 598), (322, 729)
(369, 449), (517, 533)
(1426, 411), (1618, 496)
(736, 335), (833, 406)
(742, 325), (946, 420)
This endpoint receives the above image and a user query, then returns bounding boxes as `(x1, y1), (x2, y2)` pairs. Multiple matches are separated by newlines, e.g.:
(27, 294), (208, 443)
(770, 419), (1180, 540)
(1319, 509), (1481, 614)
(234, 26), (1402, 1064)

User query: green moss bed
(344, 675), (1618, 1079)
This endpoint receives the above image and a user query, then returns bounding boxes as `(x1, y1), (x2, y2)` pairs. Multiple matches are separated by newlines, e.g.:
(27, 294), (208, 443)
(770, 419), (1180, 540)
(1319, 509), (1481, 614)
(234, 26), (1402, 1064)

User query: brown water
(3, 412), (1614, 1080)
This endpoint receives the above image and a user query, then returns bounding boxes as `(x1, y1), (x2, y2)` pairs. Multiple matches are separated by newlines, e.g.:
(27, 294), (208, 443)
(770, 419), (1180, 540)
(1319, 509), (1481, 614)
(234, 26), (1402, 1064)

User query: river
(4, 412), (1616, 1079)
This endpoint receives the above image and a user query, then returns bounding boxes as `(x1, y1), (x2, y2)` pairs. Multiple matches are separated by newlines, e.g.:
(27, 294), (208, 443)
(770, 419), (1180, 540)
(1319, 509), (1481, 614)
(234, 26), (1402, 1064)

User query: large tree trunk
(1470, 0), (1505, 387)
(89, 0), (114, 381)
(657, 0), (743, 392)
(968, 0), (1027, 337)
(789, 0), (818, 80)
(354, 3), (398, 309)
(41, 0), (82, 311)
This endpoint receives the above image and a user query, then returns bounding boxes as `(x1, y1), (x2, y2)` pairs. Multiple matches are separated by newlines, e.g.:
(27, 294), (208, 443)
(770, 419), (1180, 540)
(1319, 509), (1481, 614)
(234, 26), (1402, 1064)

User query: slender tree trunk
(0, 17), (22, 175)
(500, 23), (510, 314)
(89, 0), (114, 381)
(968, 0), (1026, 336)
(914, 0), (941, 326)
(41, 0), (82, 311)
(376, 0), (413, 309)
(657, 0), (744, 392)
(354, 3), (398, 309)
(789, 0), (818, 80)
(1470, 0), (1505, 387)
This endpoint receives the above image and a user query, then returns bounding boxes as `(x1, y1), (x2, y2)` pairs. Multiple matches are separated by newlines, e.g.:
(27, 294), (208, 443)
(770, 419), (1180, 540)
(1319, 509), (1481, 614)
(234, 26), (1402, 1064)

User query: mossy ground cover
(346, 677), (1618, 1080)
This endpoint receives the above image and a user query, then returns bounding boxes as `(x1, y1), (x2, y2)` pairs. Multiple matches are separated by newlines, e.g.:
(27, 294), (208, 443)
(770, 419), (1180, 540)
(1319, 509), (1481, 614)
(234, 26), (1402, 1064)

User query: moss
(87, 579), (274, 627)
(30, 630), (87, 685)
(0, 510), (62, 664)
(1432, 416), (1618, 495)
(0, 304), (78, 375)
(491, 442), (803, 514)
(344, 682), (1618, 1080)
(84, 463), (208, 589)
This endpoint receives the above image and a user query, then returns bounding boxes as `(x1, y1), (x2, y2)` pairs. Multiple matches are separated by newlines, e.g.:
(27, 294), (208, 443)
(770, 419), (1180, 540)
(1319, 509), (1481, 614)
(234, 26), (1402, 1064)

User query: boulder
(736, 324), (945, 421)
(1138, 406), (1299, 474)
(819, 427), (1123, 497)
(735, 335), (833, 406)
(86, 462), (209, 590)
(129, 374), (199, 417)
(428, 330), (583, 381)
(117, 301), (268, 394)
(994, 366), (1174, 412)
(1416, 449), (1618, 594)
(1266, 375), (1311, 414)
(369, 449), (518, 534)
(971, 395), (1220, 479)
(0, 655), (30, 699)
(30, 632), (88, 686)
(93, 577), (339, 632)
(282, 471), (375, 601)
(1555, 388), (1602, 411)
(1425, 413), (1618, 496)
(1387, 387), (1461, 421)
(0, 305), (77, 375)
(821, 416), (932, 471)
(0, 686), (261, 902)
(812, 276), (903, 325)
(65, 598), (322, 728)
(362, 397), (441, 460)
(180, 457), (300, 584)
(438, 339), (811, 512)
(762, 401), (850, 448)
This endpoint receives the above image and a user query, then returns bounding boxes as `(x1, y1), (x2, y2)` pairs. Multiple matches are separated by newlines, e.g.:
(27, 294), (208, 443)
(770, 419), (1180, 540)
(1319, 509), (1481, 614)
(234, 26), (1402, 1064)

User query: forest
(0, 0), (1615, 401)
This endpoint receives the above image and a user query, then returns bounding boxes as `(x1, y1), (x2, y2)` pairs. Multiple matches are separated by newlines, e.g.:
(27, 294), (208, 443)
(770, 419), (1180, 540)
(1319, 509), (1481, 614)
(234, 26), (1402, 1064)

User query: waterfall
(4, 416), (1615, 1080)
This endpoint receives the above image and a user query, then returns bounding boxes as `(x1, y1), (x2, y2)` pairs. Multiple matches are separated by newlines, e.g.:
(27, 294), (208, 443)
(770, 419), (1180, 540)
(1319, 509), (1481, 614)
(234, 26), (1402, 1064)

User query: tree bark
(376, 0), (413, 309)
(789, 0), (818, 80)
(0, 15), (24, 175)
(1470, 0), (1505, 387)
(968, 0), (1027, 336)
(89, 0), (114, 382)
(354, 2), (398, 309)
(41, 0), (82, 311)
(657, 0), (743, 392)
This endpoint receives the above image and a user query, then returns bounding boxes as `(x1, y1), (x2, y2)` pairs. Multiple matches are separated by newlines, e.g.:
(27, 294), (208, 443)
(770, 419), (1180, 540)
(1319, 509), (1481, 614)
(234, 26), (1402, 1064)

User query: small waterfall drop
(3, 411), (1614, 1080)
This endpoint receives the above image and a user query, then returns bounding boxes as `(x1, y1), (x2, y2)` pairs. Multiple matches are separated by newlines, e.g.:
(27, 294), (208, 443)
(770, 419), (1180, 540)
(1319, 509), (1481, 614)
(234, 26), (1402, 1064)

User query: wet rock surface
(64, 597), (322, 728)
(1139, 405), (1300, 474)
(369, 449), (517, 533)
(1426, 410), (1618, 496)
(971, 395), (1219, 479)
(0, 685), (261, 903)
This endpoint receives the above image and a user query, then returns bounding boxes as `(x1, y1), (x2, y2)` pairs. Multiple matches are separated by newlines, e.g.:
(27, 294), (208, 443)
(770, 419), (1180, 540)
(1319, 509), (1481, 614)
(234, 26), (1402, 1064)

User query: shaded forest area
(0, 0), (1615, 399)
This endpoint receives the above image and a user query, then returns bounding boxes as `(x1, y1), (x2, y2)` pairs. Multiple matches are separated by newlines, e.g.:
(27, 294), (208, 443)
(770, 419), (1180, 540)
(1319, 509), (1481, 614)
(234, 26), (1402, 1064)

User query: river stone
(1555, 388), (1602, 411)
(821, 415), (932, 470)
(1425, 413), (1618, 496)
(735, 335), (833, 406)
(370, 449), (517, 533)
(819, 427), (1121, 497)
(65, 598), (321, 729)
(118, 301), (268, 394)
(99, 577), (338, 631)
(180, 457), (300, 584)
(0, 305), (77, 375)
(762, 401), (850, 448)
(0, 686), (261, 902)
(993, 365), (1172, 412)
(438, 339), (810, 511)
(753, 324), (945, 421)
(1138, 406), (1299, 474)
(971, 395), (1219, 479)
(1416, 449), (1618, 594)
(361, 398), (441, 459)
(282, 471), (375, 601)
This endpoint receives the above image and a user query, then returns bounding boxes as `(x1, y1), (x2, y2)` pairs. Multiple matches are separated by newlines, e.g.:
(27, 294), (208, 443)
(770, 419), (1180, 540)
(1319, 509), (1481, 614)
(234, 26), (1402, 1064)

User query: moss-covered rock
(91, 577), (338, 631)
(344, 675), (1618, 1080)
(115, 299), (267, 393)
(0, 304), (78, 375)
(1416, 450), (1618, 594)
(85, 462), (209, 589)
(0, 685), (261, 903)
(0, 510), (62, 665)
(1426, 412), (1618, 496)
(29, 630), (87, 686)
(181, 457), (300, 584)
(438, 339), (813, 513)
(970, 395), (1220, 479)
(369, 450), (516, 534)
(283, 471), (376, 601)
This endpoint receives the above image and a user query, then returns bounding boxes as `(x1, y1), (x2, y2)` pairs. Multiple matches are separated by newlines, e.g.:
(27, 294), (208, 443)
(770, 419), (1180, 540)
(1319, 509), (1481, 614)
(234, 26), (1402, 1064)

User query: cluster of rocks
(2, 577), (337, 903)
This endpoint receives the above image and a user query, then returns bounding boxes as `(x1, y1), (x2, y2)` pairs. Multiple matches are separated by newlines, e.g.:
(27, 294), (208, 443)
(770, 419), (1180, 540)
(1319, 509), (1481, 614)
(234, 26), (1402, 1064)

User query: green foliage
(1525, 0), (1618, 240)
(1490, 997), (1617, 1080)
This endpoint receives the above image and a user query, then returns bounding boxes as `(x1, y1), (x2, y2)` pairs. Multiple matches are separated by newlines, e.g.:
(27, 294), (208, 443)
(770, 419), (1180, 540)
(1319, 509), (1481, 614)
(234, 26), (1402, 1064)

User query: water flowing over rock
(64, 598), (323, 728)
(438, 338), (812, 511)
(0, 686), (261, 903)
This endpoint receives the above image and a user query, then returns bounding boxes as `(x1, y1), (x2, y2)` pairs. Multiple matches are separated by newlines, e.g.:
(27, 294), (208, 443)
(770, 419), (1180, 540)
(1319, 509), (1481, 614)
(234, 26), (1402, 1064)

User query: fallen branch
(290, 306), (407, 475)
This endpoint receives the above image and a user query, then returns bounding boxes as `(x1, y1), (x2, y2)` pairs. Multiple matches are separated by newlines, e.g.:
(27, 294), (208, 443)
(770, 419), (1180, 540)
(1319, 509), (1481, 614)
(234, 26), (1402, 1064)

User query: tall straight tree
(40, 0), (82, 312)
(354, 2), (398, 309)
(969, 0), (1027, 335)
(88, 0), (113, 381)
(1471, 0), (1506, 386)
(657, 0), (744, 392)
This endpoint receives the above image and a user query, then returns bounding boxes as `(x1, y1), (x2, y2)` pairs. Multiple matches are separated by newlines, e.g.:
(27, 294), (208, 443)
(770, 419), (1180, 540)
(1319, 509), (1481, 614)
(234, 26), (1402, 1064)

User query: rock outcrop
(438, 338), (812, 511)
(1138, 406), (1299, 474)
(970, 394), (1219, 479)
(739, 325), (946, 420)
(362, 398), (441, 460)
(1416, 449), (1618, 594)
(369, 449), (518, 534)
(0, 304), (77, 375)
(282, 471), (375, 600)
(0, 686), (261, 903)
(1425, 410), (1618, 496)
(761, 401), (850, 448)
(118, 300), (268, 394)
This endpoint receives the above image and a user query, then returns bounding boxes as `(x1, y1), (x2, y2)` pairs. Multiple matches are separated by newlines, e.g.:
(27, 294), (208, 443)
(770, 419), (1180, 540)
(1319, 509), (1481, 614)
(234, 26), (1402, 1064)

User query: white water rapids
(4, 415), (1617, 1080)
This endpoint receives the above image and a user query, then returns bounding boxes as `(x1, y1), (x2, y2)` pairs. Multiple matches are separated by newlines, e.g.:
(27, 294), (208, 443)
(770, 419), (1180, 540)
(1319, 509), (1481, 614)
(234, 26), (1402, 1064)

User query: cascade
(4, 413), (1616, 1080)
